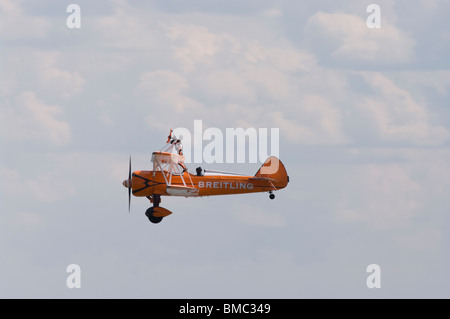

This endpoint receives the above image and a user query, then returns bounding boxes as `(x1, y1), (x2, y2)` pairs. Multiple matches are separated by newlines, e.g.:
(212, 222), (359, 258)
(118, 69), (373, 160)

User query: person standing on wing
(167, 129), (187, 174)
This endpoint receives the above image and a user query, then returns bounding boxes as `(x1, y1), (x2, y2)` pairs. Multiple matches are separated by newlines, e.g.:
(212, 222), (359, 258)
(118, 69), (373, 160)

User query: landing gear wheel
(145, 207), (163, 224)
(269, 193), (275, 200)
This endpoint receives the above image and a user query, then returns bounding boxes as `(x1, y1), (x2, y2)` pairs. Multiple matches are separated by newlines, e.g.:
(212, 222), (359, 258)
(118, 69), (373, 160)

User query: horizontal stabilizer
(249, 177), (278, 182)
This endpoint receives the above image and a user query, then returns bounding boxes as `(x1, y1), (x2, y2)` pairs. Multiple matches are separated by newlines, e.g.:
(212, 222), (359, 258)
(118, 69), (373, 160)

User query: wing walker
(122, 130), (289, 224)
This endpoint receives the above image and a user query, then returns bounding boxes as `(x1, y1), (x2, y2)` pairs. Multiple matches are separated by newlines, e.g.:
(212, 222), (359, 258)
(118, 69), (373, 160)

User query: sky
(1, 0), (450, 298)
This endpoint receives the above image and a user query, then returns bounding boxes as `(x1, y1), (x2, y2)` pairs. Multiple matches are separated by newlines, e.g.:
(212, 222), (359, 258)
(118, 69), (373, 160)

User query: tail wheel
(269, 192), (275, 200)
(145, 207), (163, 224)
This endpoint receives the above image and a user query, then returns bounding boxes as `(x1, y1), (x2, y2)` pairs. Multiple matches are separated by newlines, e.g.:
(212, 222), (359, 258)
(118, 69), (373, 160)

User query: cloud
(0, 166), (76, 203)
(167, 24), (224, 72)
(335, 163), (422, 231)
(2, 0), (450, 299)
(0, 91), (71, 146)
(167, 23), (316, 74)
(305, 11), (415, 65)
(93, 0), (162, 51)
(394, 70), (450, 96)
(271, 95), (349, 145)
(260, 7), (282, 18)
(1, 49), (85, 100)
(34, 51), (85, 99)
(354, 73), (449, 145)
(135, 70), (203, 129)
(0, 0), (51, 40)
(131, 22), (318, 133)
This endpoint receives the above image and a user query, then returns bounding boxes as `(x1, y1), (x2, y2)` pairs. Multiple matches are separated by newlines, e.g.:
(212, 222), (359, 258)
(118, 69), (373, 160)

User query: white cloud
(335, 163), (422, 231)
(167, 24), (223, 72)
(1, 49), (85, 100)
(199, 70), (256, 104)
(136, 22), (322, 134)
(2, 0), (450, 298)
(0, 0), (51, 40)
(0, 91), (71, 146)
(34, 51), (85, 99)
(24, 175), (76, 203)
(135, 70), (203, 129)
(0, 166), (76, 203)
(305, 11), (415, 64)
(394, 70), (450, 96)
(260, 8), (282, 18)
(167, 23), (316, 74)
(355, 73), (449, 145)
(271, 95), (349, 145)
(131, 22), (319, 133)
(136, 70), (188, 97)
(94, 0), (162, 51)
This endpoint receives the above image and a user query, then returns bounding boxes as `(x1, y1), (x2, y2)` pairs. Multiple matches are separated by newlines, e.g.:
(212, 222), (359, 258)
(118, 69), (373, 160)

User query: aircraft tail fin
(254, 156), (289, 188)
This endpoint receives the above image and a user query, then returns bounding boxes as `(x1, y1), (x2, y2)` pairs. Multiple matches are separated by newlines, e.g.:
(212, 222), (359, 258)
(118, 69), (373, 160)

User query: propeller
(128, 156), (131, 212)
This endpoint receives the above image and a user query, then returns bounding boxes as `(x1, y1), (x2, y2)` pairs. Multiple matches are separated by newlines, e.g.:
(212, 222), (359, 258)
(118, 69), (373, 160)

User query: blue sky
(1, 0), (450, 298)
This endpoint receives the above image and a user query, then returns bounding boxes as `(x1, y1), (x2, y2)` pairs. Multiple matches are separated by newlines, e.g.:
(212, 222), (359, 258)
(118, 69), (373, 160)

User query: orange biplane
(122, 130), (289, 223)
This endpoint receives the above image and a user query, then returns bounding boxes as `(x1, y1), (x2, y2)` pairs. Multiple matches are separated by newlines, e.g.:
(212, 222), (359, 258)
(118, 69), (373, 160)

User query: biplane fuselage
(131, 170), (287, 198)
(122, 148), (289, 224)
